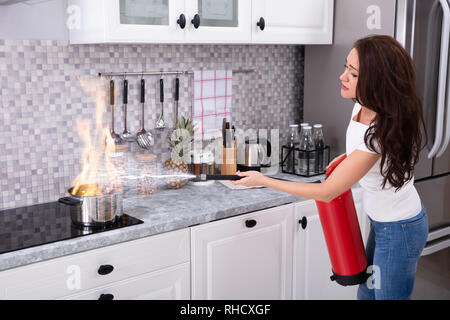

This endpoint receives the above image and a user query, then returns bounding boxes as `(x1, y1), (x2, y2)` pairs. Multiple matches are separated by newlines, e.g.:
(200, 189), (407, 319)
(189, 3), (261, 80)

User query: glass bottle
(297, 126), (315, 176)
(313, 124), (325, 174)
(299, 123), (309, 142)
(285, 124), (299, 173)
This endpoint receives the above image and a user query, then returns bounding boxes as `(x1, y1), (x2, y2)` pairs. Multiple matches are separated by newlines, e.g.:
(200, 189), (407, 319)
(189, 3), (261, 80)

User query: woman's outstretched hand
(231, 170), (266, 187)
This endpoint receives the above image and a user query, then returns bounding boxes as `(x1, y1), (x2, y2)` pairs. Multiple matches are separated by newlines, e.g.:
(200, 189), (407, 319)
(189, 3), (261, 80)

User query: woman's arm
(232, 150), (380, 202)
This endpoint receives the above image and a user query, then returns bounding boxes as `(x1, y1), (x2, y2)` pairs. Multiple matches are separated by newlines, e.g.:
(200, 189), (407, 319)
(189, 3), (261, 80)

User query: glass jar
(202, 151), (215, 175)
(136, 153), (157, 195)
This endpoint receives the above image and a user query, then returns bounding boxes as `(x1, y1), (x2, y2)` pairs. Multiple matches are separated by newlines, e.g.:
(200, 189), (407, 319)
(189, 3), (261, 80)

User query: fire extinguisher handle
(325, 154), (347, 176)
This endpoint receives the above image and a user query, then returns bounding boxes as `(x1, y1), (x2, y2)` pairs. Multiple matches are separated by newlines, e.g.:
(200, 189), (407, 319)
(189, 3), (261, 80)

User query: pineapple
(164, 116), (196, 189)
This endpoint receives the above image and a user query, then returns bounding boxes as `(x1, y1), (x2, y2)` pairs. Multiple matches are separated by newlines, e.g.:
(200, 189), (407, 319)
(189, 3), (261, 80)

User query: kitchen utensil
(155, 78), (165, 129)
(196, 174), (242, 181)
(221, 142), (237, 175)
(121, 79), (135, 142)
(222, 118), (227, 147)
(174, 77), (179, 126)
(109, 80), (123, 145)
(136, 78), (154, 149)
(58, 184), (123, 228)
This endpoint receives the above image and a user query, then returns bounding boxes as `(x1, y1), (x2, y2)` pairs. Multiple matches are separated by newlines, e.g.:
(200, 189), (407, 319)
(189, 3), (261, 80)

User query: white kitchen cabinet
(69, 0), (186, 44)
(60, 262), (190, 300)
(69, 0), (250, 44)
(293, 188), (369, 300)
(251, 0), (334, 44)
(184, 0), (251, 43)
(69, 0), (333, 44)
(191, 203), (295, 299)
(0, 228), (190, 300)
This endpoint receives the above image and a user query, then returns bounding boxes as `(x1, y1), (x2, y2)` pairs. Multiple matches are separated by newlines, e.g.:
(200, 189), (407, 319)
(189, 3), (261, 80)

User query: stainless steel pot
(58, 185), (123, 227)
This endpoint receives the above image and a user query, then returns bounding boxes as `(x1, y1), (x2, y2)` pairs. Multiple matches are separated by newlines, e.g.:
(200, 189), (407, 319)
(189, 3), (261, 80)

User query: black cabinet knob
(257, 17), (265, 31)
(98, 293), (114, 300)
(245, 219), (257, 228)
(191, 14), (200, 29)
(97, 264), (114, 275)
(177, 13), (186, 29)
(299, 216), (307, 230)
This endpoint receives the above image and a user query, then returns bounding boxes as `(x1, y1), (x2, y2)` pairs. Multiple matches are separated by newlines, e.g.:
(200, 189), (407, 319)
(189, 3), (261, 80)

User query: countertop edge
(0, 194), (303, 272)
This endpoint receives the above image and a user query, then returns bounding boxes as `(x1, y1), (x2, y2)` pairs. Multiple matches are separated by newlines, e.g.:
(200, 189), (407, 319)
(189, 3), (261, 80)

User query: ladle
(109, 80), (124, 145)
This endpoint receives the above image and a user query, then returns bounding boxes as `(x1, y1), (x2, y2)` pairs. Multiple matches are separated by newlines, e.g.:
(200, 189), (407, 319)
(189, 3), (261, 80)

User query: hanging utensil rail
(98, 69), (254, 78)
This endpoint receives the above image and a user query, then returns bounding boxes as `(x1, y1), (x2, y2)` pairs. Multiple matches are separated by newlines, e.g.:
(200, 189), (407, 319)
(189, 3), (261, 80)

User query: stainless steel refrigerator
(304, 0), (450, 299)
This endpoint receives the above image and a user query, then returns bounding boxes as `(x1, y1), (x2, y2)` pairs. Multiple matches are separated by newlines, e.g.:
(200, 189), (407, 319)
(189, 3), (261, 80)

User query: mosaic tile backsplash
(0, 40), (304, 210)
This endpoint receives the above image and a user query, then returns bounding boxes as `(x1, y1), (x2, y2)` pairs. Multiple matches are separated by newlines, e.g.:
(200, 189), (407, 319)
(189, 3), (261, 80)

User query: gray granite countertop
(0, 172), (327, 272)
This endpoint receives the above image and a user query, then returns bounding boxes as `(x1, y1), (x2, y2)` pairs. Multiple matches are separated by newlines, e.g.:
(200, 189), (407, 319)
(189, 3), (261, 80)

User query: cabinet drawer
(0, 228), (190, 299)
(61, 262), (191, 300)
(191, 204), (295, 299)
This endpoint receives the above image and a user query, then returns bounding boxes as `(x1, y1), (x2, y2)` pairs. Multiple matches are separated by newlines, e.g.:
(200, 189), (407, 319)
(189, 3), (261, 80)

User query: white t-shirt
(345, 102), (422, 222)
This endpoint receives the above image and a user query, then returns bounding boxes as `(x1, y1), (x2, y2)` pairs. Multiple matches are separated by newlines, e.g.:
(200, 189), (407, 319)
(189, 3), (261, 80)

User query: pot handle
(58, 197), (81, 206)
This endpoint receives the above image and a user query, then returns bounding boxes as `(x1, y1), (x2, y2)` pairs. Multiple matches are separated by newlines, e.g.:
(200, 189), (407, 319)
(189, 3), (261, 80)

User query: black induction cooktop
(0, 202), (144, 255)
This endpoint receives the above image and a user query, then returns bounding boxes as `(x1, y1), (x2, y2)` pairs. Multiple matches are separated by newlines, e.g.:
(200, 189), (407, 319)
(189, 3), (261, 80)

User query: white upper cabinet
(69, 0), (186, 44)
(69, 0), (334, 44)
(184, 0), (251, 43)
(106, 0), (186, 43)
(251, 0), (334, 44)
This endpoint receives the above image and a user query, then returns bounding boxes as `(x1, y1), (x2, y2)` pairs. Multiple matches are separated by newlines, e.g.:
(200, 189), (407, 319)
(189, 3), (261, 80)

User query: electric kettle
(237, 138), (271, 172)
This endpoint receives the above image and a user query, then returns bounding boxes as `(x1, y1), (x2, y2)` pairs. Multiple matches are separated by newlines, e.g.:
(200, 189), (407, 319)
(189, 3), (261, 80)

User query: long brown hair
(353, 35), (426, 191)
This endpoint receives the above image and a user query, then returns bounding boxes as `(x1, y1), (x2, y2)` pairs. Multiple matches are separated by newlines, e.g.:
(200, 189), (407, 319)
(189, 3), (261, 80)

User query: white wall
(0, 0), (68, 40)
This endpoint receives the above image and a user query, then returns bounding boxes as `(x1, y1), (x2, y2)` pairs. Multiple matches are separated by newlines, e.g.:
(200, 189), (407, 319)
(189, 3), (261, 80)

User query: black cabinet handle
(98, 293), (114, 300)
(299, 216), (307, 230)
(177, 13), (186, 29)
(97, 264), (114, 275)
(191, 14), (200, 29)
(257, 17), (265, 31)
(245, 219), (257, 228)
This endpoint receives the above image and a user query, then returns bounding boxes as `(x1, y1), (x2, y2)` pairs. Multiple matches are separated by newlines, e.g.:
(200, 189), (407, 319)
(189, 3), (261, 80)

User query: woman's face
(339, 48), (359, 99)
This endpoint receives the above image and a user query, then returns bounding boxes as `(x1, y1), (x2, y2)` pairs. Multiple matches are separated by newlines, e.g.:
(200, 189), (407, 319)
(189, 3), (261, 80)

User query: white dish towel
(193, 70), (232, 141)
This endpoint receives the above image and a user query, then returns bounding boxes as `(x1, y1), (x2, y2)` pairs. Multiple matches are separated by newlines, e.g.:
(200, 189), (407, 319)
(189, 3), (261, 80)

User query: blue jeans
(357, 204), (428, 300)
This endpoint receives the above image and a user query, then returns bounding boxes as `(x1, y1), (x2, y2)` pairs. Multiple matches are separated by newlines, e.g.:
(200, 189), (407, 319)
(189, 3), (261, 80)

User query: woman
(232, 35), (429, 300)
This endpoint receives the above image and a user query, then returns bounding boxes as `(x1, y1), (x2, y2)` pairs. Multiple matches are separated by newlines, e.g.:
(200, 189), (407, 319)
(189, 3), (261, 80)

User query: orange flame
(71, 77), (120, 196)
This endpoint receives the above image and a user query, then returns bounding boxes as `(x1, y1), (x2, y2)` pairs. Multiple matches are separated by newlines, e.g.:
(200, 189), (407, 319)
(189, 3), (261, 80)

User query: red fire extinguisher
(315, 154), (369, 286)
